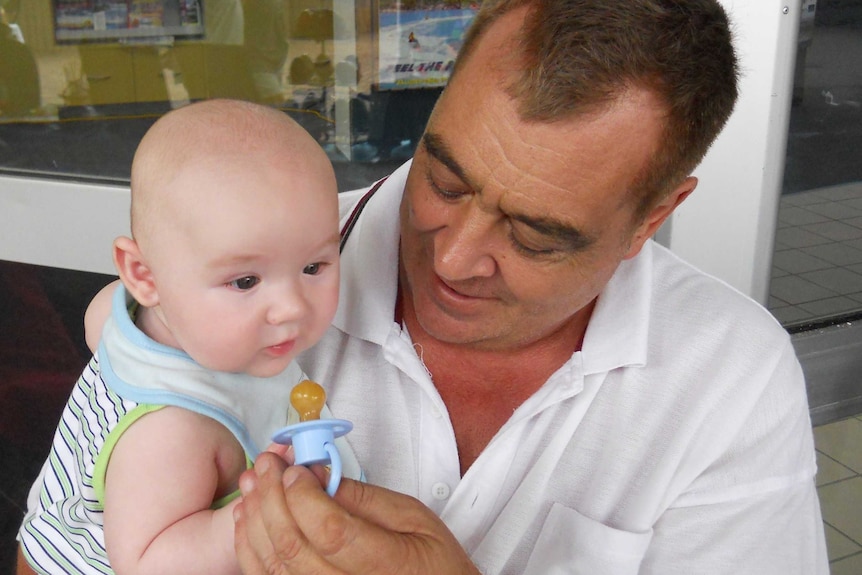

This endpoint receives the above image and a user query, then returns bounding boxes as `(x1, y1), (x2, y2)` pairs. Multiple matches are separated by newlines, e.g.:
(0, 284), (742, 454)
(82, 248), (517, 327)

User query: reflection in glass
(769, 1), (862, 329)
(0, 0), (470, 191)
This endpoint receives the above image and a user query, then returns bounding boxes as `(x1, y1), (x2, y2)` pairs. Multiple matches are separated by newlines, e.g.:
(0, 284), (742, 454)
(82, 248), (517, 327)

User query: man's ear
(624, 176), (697, 260)
(113, 236), (159, 307)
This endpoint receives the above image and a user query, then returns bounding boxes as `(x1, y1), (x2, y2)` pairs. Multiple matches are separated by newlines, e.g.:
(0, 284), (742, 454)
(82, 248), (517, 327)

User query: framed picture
(53, 0), (204, 44)
(376, 1), (481, 91)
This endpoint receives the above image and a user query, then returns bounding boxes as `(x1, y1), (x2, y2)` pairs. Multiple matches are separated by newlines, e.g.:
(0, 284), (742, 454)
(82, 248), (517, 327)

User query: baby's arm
(84, 279), (120, 352)
(103, 406), (248, 575)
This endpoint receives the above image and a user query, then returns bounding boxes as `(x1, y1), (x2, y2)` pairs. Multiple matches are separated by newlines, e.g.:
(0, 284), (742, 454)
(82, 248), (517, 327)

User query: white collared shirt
(298, 161), (828, 574)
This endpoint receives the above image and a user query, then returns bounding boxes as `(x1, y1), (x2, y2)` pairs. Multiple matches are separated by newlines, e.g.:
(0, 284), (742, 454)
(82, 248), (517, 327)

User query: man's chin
(413, 309), (508, 349)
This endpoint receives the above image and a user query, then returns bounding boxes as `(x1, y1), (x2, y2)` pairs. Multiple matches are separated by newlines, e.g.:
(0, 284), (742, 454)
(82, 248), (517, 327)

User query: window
(0, 0), (480, 191)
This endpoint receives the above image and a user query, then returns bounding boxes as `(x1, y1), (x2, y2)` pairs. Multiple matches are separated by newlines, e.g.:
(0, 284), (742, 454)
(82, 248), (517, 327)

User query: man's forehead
(422, 102), (655, 237)
(420, 130), (599, 248)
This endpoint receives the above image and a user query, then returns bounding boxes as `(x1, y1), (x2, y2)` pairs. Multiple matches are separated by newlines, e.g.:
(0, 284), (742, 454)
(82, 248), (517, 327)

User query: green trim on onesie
(92, 404), (166, 505)
(92, 404), (253, 509)
(210, 455), (253, 510)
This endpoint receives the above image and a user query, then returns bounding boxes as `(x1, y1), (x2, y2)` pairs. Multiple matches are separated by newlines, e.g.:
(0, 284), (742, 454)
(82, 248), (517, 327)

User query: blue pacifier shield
(271, 419), (353, 496)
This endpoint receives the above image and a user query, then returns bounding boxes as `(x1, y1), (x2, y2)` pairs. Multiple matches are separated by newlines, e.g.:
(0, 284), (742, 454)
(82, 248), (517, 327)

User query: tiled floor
(815, 414), (862, 573)
(769, 182), (862, 326)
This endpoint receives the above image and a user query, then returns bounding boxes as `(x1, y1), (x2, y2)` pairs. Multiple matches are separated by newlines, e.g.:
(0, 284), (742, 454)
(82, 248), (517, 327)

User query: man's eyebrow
(423, 131), (593, 252)
(422, 132), (475, 188)
(513, 213), (594, 252)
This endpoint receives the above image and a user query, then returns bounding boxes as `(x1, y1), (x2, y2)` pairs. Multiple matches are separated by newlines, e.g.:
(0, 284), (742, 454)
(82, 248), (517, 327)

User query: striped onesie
(18, 286), (361, 574)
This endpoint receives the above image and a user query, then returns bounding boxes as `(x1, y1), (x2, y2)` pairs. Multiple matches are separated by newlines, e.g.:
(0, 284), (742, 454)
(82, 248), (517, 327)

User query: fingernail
(233, 504), (243, 522)
(282, 466), (299, 489)
(255, 454), (271, 474)
(239, 471), (256, 495)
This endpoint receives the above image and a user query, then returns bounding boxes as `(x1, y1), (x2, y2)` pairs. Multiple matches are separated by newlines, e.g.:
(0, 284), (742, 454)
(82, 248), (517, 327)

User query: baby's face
(146, 154), (340, 378)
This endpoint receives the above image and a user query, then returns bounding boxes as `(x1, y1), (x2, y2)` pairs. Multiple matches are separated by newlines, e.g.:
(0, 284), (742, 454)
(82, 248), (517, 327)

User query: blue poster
(377, 4), (480, 90)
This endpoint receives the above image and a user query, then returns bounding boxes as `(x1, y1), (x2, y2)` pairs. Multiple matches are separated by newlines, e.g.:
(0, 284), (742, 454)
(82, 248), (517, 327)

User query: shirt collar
(580, 241), (653, 374)
(332, 161), (412, 343)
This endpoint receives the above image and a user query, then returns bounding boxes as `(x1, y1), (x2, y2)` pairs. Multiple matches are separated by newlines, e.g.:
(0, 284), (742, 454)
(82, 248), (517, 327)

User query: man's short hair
(453, 0), (739, 217)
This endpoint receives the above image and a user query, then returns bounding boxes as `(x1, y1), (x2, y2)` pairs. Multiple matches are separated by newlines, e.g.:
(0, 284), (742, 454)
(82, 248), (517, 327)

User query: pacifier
(271, 380), (353, 497)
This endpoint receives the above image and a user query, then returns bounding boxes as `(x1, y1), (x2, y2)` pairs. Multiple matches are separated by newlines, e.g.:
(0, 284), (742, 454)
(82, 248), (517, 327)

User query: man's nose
(434, 204), (497, 281)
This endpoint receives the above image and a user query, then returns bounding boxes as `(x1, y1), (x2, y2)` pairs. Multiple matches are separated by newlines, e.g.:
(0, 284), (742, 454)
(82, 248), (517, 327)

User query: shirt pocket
(523, 503), (653, 575)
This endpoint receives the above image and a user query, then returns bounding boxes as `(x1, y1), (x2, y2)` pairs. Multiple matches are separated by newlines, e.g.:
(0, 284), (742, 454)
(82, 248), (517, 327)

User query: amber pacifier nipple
(291, 379), (326, 422)
(272, 380), (353, 496)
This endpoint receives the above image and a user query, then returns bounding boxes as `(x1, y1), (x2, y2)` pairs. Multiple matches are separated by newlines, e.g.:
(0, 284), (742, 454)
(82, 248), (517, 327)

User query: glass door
(769, 1), (862, 329)
(772, 3), (862, 571)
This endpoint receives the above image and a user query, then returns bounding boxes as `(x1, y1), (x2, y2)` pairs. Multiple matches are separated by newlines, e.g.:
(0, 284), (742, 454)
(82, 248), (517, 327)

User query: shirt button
(431, 406), (442, 419)
(431, 482), (451, 500)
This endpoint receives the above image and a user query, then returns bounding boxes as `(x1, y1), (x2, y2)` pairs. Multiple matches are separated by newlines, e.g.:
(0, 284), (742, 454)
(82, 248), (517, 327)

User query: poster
(377, 1), (481, 90)
(53, 0), (204, 43)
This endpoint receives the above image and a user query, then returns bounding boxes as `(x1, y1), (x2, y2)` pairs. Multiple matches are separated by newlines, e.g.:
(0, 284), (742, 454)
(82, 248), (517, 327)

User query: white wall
(0, 176), (129, 275)
(666, 0), (800, 304)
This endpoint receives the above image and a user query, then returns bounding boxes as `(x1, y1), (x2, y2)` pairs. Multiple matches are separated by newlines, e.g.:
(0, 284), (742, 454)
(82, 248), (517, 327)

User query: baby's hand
(263, 442), (294, 465)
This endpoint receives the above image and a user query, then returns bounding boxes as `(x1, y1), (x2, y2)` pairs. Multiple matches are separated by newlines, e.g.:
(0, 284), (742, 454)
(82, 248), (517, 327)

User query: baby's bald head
(129, 99), (333, 251)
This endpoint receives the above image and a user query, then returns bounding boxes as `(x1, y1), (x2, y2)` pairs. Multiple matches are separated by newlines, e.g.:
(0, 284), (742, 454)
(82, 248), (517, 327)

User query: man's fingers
(237, 452), (336, 573)
(333, 478), (433, 534)
(234, 498), (275, 575)
(279, 467), (393, 573)
(283, 470), (458, 573)
(288, 473), (478, 573)
(238, 456), (478, 575)
(236, 458), (294, 575)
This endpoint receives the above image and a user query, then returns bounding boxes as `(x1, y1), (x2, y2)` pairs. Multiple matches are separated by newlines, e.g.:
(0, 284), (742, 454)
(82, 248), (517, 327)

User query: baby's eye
(303, 262), (322, 275)
(229, 276), (260, 290)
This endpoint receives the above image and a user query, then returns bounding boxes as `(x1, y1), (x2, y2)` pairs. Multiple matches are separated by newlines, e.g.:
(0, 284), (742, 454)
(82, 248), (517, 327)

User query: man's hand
(233, 452), (480, 575)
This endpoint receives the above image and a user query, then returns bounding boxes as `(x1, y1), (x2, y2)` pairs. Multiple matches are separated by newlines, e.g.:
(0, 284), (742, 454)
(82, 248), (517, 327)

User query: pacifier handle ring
(324, 442), (342, 497)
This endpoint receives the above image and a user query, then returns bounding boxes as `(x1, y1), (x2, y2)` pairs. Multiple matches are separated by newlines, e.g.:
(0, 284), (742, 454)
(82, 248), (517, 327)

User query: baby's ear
(113, 236), (159, 307)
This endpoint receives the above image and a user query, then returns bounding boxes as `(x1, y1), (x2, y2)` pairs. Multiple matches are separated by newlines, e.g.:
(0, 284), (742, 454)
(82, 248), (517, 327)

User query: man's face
(399, 9), (675, 353)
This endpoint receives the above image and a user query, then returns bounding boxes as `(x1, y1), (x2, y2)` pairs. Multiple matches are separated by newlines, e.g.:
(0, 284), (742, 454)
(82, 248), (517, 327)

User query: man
(231, 1), (828, 574)
(18, 1), (827, 574)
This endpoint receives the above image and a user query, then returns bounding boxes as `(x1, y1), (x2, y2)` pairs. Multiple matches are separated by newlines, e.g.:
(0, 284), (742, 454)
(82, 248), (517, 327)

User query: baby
(18, 99), (360, 575)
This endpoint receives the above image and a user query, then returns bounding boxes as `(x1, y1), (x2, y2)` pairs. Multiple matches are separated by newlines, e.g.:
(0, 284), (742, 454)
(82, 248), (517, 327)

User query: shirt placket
(382, 323), (461, 511)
